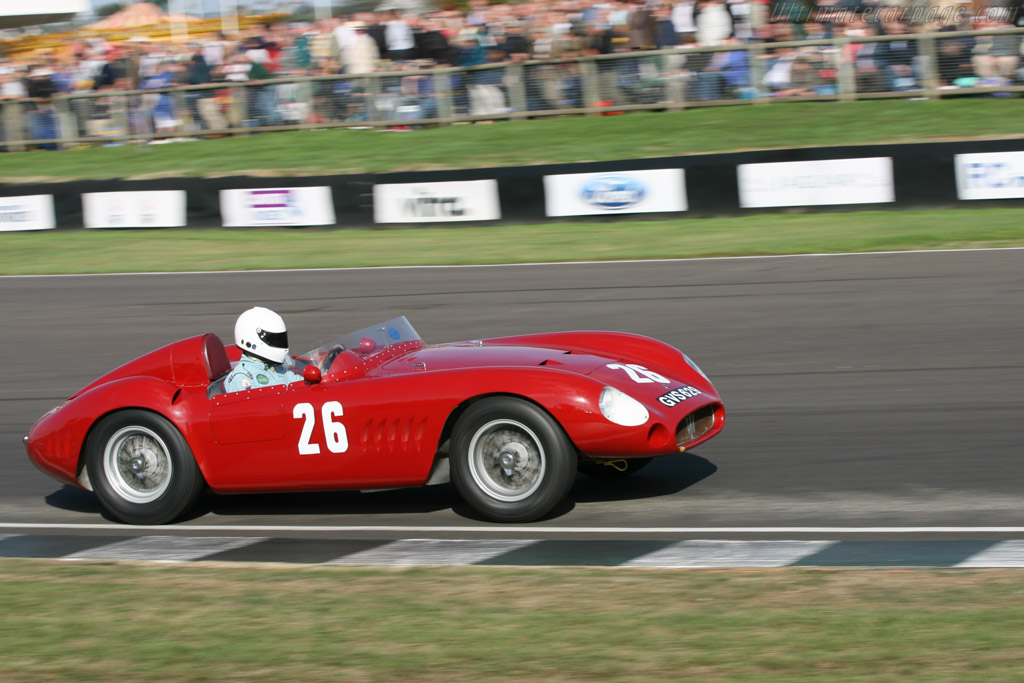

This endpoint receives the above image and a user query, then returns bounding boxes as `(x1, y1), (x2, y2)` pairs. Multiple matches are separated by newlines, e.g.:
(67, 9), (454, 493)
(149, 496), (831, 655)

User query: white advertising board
(544, 169), (687, 216)
(83, 191), (187, 229)
(220, 187), (335, 227)
(0, 194), (55, 232)
(0, 0), (89, 27)
(954, 152), (1024, 200)
(737, 157), (895, 208)
(374, 180), (501, 223)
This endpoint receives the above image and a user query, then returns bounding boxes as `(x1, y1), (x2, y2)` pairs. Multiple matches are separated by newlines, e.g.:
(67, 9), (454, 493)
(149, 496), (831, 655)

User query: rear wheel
(85, 410), (204, 525)
(451, 398), (576, 523)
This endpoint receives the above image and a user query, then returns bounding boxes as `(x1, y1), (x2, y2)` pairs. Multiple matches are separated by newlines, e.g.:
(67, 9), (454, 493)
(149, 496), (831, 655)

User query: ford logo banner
(580, 175), (645, 210)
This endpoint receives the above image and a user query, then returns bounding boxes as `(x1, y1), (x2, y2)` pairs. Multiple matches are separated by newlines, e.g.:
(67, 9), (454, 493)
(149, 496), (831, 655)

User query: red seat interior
(203, 334), (231, 381)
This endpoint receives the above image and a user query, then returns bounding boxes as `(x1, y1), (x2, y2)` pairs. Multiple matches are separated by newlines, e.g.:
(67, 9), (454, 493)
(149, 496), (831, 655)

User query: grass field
(3, 208), (1024, 275)
(1, 99), (1022, 182)
(4, 560), (1024, 682)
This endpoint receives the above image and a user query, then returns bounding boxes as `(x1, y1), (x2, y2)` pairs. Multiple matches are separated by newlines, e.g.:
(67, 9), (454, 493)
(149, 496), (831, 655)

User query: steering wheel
(321, 345), (346, 372)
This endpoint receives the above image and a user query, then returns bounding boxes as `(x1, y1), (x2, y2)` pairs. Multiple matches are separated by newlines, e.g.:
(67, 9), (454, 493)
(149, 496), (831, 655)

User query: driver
(224, 307), (303, 393)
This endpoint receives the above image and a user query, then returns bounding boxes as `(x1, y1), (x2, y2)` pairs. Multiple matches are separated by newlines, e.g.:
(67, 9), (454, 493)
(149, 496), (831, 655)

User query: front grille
(677, 406), (716, 447)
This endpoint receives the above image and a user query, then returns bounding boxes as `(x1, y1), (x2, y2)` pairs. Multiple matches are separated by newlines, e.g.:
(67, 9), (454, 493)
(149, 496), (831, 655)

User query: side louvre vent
(361, 416), (429, 455)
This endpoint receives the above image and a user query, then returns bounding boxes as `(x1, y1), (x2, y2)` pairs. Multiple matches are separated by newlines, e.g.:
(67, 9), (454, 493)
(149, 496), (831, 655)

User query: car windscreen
(302, 316), (421, 364)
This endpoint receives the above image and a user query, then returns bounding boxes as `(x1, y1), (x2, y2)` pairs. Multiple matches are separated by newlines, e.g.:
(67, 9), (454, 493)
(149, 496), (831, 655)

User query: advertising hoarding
(374, 180), (501, 223)
(220, 187), (335, 227)
(83, 191), (187, 228)
(0, 194), (55, 232)
(544, 169), (687, 216)
(738, 157), (895, 208)
(954, 152), (1024, 200)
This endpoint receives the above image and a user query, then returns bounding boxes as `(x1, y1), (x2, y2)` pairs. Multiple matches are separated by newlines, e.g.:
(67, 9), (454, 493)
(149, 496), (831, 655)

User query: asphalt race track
(2, 249), (1023, 549)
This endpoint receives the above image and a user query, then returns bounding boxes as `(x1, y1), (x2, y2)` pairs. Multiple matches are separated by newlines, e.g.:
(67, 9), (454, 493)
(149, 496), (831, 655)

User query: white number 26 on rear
(292, 401), (349, 455)
(606, 363), (670, 384)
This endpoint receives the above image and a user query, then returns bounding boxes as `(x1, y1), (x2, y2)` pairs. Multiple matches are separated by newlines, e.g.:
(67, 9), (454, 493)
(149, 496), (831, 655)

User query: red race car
(25, 317), (725, 524)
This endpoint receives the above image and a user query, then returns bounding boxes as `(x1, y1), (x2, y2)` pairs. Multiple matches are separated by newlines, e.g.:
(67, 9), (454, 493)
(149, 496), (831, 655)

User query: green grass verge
(3, 208), (1024, 275)
(2, 99), (1023, 182)
(4, 561), (1024, 682)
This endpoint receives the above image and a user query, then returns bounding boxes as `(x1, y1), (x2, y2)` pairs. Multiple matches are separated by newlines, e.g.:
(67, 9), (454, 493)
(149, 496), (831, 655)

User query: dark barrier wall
(5, 137), (1024, 230)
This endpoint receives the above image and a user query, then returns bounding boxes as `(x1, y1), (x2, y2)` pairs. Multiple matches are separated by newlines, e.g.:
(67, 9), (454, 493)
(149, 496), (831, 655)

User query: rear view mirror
(303, 364), (322, 384)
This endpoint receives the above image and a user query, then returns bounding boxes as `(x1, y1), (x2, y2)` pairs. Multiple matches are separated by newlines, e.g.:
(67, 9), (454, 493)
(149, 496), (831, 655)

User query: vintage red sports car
(25, 317), (725, 524)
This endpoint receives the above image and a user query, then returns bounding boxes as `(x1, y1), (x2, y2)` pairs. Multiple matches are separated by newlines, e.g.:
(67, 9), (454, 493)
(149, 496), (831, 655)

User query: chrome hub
(469, 420), (546, 503)
(498, 451), (516, 476)
(495, 441), (529, 479)
(103, 426), (173, 504)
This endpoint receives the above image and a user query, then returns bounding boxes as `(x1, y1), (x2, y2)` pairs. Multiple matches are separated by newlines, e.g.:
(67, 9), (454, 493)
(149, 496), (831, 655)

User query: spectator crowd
(1, 0), (1022, 146)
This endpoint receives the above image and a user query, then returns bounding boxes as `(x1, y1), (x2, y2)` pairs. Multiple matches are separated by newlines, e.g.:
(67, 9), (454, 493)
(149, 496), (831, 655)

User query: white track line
(624, 540), (835, 568)
(956, 541), (1024, 568)
(62, 535), (265, 562)
(3, 524), (1024, 534)
(3, 247), (1022, 279)
(327, 539), (537, 566)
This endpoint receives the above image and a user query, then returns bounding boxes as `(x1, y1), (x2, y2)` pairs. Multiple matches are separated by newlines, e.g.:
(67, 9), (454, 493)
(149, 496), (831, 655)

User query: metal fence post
(230, 82), (245, 130)
(2, 101), (25, 152)
(366, 73), (382, 125)
(505, 62), (526, 113)
(580, 59), (599, 109)
(918, 31), (939, 100)
(53, 95), (75, 148)
(430, 69), (449, 120)
(110, 94), (127, 144)
(748, 42), (768, 101)
(663, 51), (687, 110)
(835, 35), (856, 102)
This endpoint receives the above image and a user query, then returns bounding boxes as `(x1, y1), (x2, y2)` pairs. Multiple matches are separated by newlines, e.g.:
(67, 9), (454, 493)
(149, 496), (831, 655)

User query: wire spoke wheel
(451, 398), (576, 523)
(103, 426), (173, 504)
(468, 419), (546, 503)
(87, 410), (204, 525)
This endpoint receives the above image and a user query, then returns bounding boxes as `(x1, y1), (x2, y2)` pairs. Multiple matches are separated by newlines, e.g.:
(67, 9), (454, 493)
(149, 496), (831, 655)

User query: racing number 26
(293, 401), (348, 455)
(607, 363), (670, 384)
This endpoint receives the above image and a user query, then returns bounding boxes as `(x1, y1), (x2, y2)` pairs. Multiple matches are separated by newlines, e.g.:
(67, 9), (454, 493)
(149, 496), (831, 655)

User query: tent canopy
(86, 2), (201, 31)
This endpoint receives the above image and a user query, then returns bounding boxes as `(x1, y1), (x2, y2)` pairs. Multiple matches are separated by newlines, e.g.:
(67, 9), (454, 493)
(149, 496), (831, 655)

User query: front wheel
(450, 397), (576, 523)
(85, 410), (204, 525)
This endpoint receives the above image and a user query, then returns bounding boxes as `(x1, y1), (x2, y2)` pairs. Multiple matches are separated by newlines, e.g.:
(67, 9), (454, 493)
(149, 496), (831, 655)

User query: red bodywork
(26, 328), (725, 495)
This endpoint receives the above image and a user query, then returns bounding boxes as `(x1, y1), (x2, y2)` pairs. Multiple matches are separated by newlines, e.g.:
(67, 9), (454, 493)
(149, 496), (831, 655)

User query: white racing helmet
(234, 306), (289, 364)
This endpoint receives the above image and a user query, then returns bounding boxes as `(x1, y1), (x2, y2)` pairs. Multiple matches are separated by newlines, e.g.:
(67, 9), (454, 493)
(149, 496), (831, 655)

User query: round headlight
(599, 386), (649, 427)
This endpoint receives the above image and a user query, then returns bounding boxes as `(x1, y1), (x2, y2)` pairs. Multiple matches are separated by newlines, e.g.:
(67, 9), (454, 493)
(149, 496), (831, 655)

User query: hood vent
(540, 351), (574, 366)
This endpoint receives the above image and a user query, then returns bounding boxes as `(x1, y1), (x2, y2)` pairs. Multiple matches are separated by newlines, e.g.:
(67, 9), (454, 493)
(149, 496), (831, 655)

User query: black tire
(450, 397), (576, 523)
(85, 409), (205, 525)
(578, 457), (653, 479)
